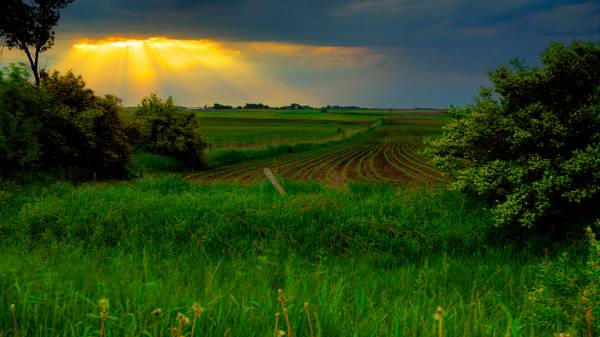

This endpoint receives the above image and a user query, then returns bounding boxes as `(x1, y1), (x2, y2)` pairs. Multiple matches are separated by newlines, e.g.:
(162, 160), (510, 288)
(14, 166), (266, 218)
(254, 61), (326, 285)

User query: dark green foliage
(136, 93), (207, 166)
(37, 70), (139, 176)
(427, 41), (600, 229)
(0, 64), (42, 170)
(212, 103), (232, 109)
(0, 0), (74, 84)
(243, 102), (270, 109)
(0, 64), (140, 177)
(128, 153), (186, 175)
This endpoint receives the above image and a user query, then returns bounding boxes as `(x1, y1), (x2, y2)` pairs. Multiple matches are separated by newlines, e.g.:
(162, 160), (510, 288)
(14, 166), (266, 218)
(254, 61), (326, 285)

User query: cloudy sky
(1, 0), (598, 107)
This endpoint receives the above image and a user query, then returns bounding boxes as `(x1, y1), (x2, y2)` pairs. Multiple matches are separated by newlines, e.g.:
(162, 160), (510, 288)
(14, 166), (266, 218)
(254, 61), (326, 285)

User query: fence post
(263, 168), (286, 195)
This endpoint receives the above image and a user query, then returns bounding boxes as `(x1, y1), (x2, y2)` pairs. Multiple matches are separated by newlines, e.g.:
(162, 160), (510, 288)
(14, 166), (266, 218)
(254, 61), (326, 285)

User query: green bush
(38, 70), (140, 177)
(135, 93), (207, 167)
(427, 41), (600, 230)
(0, 64), (42, 170)
(1, 64), (140, 177)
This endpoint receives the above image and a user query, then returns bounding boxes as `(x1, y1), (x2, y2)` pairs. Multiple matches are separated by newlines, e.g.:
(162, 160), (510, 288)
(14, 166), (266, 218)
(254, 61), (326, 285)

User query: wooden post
(263, 168), (286, 195)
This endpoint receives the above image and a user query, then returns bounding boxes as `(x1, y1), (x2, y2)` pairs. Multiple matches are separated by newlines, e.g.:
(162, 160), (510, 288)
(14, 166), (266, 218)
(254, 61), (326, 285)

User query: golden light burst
(55, 36), (247, 100)
(51, 36), (375, 106)
(70, 37), (239, 81)
(72, 37), (238, 70)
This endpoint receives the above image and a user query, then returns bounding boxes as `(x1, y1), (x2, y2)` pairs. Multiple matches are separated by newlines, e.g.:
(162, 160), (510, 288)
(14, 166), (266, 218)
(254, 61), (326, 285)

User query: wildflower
(177, 312), (191, 325)
(585, 306), (594, 322)
(98, 299), (109, 320)
(98, 298), (109, 310)
(192, 303), (205, 317)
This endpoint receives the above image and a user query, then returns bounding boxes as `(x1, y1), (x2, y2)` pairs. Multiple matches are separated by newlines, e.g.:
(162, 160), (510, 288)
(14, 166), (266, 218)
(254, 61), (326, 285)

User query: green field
(193, 114), (448, 184)
(193, 109), (389, 121)
(0, 177), (595, 336)
(198, 117), (370, 149)
(194, 109), (449, 148)
(1, 110), (597, 337)
(124, 108), (452, 149)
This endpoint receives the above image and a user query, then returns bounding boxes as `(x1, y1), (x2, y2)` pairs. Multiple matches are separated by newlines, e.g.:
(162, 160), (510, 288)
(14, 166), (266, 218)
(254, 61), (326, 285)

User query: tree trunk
(22, 44), (40, 85)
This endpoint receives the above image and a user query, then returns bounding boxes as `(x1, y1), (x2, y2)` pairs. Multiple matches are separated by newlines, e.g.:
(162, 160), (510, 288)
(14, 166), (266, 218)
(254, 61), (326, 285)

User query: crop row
(189, 127), (446, 185)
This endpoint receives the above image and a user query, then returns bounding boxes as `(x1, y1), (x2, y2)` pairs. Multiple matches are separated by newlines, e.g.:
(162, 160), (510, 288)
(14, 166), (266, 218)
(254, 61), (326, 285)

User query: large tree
(0, 0), (74, 85)
(427, 41), (600, 231)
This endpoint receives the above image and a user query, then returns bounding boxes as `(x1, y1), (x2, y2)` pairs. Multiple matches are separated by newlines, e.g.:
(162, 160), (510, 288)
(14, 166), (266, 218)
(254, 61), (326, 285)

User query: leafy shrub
(135, 93), (207, 167)
(38, 70), (140, 177)
(0, 64), (42, 170)
(427, 41), (600, 230)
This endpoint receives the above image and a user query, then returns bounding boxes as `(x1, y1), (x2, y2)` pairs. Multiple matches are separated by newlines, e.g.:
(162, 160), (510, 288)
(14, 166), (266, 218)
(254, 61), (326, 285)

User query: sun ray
(53, 36), (319, 105)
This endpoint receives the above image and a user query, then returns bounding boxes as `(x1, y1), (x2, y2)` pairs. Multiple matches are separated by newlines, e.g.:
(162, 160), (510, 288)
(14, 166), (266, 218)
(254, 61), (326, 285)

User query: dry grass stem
(274, 312), (280, 337)
(278, 289), (293, 337)
(434, 306), (443, 337)
(304, 303), (315, 337)
(10, 304), (17, 337)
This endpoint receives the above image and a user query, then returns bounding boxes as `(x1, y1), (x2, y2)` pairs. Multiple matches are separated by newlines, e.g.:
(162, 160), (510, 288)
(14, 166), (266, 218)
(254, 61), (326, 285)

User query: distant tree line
(212, 103), (233, 110)
(204, 103), (376, 111)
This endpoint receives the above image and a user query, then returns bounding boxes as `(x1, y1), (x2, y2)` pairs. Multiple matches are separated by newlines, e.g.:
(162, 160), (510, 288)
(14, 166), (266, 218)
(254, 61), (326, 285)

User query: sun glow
(72, 37), (237, 69)
(49, 36), (377, 106)
(69, 36), (237, 81)
(55, 36), (256, 100)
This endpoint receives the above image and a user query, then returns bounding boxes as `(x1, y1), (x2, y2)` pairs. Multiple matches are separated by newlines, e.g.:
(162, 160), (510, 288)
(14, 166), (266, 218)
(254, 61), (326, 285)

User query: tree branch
(35, 44), (40, 72)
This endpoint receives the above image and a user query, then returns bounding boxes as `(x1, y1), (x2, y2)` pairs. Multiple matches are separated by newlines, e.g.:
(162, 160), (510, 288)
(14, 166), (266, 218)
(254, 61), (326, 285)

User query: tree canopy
(0, 0), (74, 84)
(427, 41), (600, 231)
(136, 93), (208, 167)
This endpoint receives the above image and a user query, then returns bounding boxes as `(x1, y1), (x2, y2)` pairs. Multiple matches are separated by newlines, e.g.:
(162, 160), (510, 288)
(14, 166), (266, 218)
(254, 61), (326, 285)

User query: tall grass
(0, 176), (495, 258)
(0, 246), (546, 336)
(0, 175), (596, 336)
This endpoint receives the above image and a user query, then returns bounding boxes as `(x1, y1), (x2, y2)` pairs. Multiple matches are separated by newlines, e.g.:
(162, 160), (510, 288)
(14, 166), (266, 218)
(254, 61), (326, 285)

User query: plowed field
(189, 120), (446, 185)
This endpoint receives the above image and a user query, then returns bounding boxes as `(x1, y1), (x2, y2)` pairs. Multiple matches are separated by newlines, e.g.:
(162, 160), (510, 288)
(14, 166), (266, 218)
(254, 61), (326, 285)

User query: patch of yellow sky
(55, 36), (281, 103)
(3, 36), (382, 106)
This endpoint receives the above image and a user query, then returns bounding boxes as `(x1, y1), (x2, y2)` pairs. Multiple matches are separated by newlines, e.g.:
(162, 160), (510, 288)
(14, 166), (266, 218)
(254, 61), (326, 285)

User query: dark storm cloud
(50, 0), (599, 106)
(60, 0), (598, 71)
(60, 0), (598, 44)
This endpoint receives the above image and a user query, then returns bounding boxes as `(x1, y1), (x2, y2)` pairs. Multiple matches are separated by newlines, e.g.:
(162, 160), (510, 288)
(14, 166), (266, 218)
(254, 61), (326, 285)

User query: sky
(1, 0), (598, 107)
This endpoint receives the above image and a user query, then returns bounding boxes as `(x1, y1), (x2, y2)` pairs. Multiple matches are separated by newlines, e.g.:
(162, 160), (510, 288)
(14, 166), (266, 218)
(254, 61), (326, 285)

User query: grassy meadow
(0, 176), (596, 336)
(1, 110), (597, 337)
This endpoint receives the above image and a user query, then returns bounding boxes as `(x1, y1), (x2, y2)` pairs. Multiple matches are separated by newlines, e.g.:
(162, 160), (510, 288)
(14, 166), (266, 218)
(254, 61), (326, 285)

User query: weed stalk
(273, 312), (280, 337)
(278, 289), (293, 337)
(98, 299), (109, 337)
(192, 303), (204, 337)
(304, 303), (315, 337)
(10, 304), (17, 337)
(435, 306), (443, 337)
